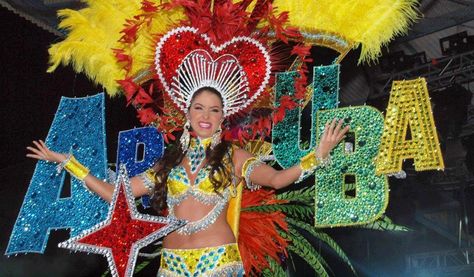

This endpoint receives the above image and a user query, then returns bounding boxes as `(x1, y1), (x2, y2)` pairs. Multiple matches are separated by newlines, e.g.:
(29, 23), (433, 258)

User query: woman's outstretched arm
(234, 119), (349, 190)
(26, 140), (150, 202)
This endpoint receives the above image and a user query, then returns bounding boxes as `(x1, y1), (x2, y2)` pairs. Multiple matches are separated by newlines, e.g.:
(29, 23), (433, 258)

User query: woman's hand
(316, 119), (350, 159)
(26, 140), (67, 163)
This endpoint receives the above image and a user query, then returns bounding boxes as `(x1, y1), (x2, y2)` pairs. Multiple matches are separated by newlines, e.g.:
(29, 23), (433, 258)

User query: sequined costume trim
(137, 169), (157, 196)
(186, 137), (210, 174)
(167, 166), (224, 205)
(157, 243), (244, 277)
(171, 189), (231, 235)
(241, 157), (264, 191)
(165, 138), (236, 235)
(296, 151), (331, 183)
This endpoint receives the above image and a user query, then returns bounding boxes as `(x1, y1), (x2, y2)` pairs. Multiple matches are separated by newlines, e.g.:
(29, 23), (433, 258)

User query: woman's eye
(212, 109), (220, 113)
(194, 106), (203, 110)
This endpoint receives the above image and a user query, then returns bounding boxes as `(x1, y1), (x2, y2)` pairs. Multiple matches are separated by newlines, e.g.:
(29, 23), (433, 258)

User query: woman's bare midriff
(163, 196), (236, 249)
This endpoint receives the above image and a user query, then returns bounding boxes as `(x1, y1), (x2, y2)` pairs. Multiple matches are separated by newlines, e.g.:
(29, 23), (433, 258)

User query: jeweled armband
(296, 151), (331, 183)
(137, 169), (158, 196)
(57, 154), (90, 181)
(242, 157), (264, 190)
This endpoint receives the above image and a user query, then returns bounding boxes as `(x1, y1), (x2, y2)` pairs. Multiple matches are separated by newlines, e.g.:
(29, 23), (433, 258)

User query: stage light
(380, 51), (427, 73)
(439, 31), (474, 56)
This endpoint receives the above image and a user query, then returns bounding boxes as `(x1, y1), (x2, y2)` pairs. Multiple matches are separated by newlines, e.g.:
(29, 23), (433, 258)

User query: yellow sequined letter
(376, 78), (444, 174)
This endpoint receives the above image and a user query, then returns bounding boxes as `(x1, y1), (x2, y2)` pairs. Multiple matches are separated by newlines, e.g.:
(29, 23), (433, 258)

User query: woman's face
(188, 90), (224, 138)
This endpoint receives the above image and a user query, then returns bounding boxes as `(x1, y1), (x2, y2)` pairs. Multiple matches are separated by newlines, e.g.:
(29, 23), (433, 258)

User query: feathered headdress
(48, 0), (419, 142)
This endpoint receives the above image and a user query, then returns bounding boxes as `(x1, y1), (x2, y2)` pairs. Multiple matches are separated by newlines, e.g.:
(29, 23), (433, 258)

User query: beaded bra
(139, 138), (235, 235)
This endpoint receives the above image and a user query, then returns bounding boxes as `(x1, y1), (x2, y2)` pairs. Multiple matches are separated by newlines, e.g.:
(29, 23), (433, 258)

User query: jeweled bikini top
(166, 138), (228, 204)
(138, 137), (235, 235)
(167, 137), (235, 235)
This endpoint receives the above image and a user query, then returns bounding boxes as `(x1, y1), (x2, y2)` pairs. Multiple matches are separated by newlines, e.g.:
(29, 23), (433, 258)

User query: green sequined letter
(272, 65), (340, 176)
(315, 107), (388, 227)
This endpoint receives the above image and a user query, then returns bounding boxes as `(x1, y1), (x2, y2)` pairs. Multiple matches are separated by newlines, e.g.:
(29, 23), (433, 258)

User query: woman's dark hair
(151, 87), (233, 213)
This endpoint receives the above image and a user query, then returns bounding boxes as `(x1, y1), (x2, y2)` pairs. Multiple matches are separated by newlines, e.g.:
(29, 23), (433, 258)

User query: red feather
(141, 0), (159, 13)
(136, 107), (157, 125)
(134, 87), (154, 106)
(113, 49), (132, 73)
(273, 95), (299, 124)
(239, 189), (289, 275)
(117, 78), (139, 106)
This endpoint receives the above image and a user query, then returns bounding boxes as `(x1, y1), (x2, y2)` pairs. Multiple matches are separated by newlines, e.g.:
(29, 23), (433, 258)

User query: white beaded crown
(171, 50), (249, 117)
(154, 27), (271, 118)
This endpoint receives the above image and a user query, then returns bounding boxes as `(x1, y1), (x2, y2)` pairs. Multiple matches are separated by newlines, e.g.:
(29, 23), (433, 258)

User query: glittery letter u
(272, 65), (340, 177)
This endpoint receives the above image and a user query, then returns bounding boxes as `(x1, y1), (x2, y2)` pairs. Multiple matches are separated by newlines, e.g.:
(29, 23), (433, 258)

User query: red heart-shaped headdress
(154, 27), (271, 117)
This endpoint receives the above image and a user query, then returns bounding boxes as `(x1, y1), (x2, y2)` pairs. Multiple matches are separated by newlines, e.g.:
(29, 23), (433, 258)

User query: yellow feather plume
(273, 0), (420, 63)
(48, 0), (186, 96)
(48, 0), (143, 96)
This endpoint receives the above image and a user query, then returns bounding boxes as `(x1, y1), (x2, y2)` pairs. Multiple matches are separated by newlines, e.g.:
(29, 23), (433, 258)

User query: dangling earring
(180, 120), (191, 152)
(210, 126), (222, 150)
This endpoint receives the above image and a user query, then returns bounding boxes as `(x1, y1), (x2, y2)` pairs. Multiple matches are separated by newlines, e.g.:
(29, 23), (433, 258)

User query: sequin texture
(272, 65), (340, 177)
(117, 127), (164, 177)
(315, 107), (389, 227)
(6, 94), (109, 254)
(158, 243), (244, 277)
(375, 78), (444, 174)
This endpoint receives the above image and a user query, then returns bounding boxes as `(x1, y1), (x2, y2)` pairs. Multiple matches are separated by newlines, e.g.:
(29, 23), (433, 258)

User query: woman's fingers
(336, 125), (350, 142)
(26, 146), (44, 157)
(39, 140), (48, 150)
(32, 140), (42, 150)
(26, 153), (44, 160)
(332, 119), (343, 139)
(322, 121), (330, 140)
(32, 140), (48, 156)
(26, 146), (45, 160)
(27, 140), (57, 162)
(328, 118), (337, 137)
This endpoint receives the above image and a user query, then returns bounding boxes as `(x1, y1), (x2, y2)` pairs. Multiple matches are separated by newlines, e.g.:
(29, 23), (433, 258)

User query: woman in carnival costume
(27, 58), (348, 277)
(25, 0), (420, 275)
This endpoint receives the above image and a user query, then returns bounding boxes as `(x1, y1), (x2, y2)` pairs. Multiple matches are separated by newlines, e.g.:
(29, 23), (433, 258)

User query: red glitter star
(59, 166), (185, 277)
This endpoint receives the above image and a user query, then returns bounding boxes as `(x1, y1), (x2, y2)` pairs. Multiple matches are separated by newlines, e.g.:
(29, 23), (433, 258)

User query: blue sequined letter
(6, 94), (108, 254)
(117, 127), (164, 177)
(117, 127), (164, 207)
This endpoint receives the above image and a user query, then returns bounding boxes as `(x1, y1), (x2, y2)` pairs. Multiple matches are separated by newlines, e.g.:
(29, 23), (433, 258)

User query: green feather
(287, 218), (356, 274)
(358, 215), (411, 232)
(134, 260), (151, 274)
(242, 203), (314, 220)
(280, 230), (329, 277)
(266, 256), (287, 277)
(276, 186), (315, 204)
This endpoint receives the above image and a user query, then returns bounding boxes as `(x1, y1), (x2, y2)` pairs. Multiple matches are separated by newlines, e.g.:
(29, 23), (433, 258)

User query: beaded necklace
(186, 137), (212, 174)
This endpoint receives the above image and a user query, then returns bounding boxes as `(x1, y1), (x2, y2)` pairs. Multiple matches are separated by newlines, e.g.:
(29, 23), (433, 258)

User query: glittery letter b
(6, 94), (108, 255)
(315, 107), (388, 227)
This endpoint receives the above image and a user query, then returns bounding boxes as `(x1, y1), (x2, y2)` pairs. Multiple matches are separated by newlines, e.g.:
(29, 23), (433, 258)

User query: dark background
(1, 5), (474, 277)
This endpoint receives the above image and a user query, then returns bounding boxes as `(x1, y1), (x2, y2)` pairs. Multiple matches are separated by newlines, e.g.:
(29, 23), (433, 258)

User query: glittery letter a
(272, 65), (340, 175)
(376, 78), (444, 174)
(315, 107), (388, 227)
(6, 94), (109, 255)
